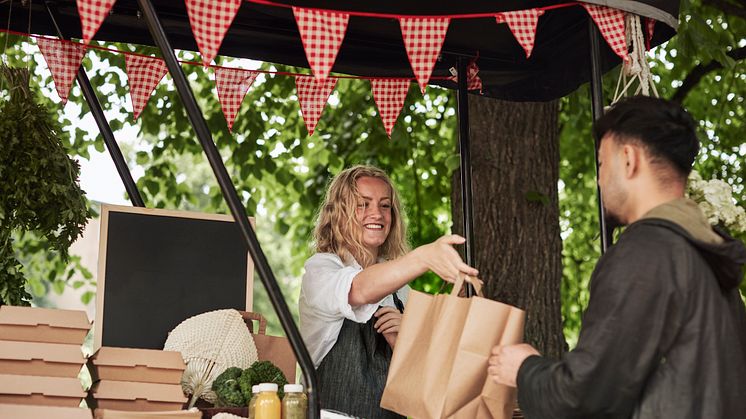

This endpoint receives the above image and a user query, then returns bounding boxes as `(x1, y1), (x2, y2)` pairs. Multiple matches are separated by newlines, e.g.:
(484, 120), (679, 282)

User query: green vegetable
(0, 65), (90, 306)
(212, 367), (246, 407)
(242, 360), (289, 399)
(238, 368), (255, 402)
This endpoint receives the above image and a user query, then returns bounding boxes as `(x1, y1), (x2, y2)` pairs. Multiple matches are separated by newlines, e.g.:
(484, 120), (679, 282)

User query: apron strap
(392, 291), (404, 313)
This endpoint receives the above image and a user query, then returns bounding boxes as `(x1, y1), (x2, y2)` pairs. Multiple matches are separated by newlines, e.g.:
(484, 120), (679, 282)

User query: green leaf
(81, 291), (95, 305)
(136, 151), (150, 165)
(145, 179), (160, 195)
(52, 280), (66, 295)
(278, 219), (290, 235)
(445, 154), (461, 172)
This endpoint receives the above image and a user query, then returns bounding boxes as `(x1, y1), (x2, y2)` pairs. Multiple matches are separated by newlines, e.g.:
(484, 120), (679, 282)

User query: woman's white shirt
(299, 252), (410, 368)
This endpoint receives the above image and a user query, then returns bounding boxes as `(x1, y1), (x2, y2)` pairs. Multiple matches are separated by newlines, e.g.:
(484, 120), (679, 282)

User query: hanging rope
(611, 13), (658, 105)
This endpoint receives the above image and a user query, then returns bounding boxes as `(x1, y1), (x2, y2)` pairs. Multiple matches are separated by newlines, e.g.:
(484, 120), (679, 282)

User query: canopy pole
(588, 21), (613, 253)
(456, 58), (476, 296)
(135, 1), (320, 417)
(43, 1), (145, 208)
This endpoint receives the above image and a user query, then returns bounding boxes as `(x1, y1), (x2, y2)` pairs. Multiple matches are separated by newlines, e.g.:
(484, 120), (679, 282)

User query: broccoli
(238, 368), (254, 402)
(212, 367), (246, 407)
(241, 360), (289, 399)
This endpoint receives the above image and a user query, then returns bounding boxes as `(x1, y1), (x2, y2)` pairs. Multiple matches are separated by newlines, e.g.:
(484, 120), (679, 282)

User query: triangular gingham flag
(124, 54), (168, 119)
(371, 79), (410, 138)
(37, 37), (87, 104)
(77, 0), (117, 44)
(495, 9), (544, 58)
(293, 7), (349, 79)
(185, 0), (242, 65)
(583, 4), (628, 61)
(448, 59), (482, 92)
(215, 67), (258, 131)
(295, 76), (337, 136)
(399, 17), (450, 94)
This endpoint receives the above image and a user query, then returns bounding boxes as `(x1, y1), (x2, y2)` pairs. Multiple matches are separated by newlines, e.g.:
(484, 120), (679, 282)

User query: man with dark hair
(488, 96), (746, 418)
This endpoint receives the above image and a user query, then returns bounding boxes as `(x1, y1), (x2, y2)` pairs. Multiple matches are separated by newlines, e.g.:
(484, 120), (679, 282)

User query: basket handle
(239, 311), (267, 335)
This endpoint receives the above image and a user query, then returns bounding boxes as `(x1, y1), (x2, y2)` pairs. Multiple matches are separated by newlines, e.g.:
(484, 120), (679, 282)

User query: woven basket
(165, 309), (258, 407)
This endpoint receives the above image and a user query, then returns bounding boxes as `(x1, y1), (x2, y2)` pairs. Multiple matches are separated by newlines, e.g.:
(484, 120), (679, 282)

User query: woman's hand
(374, 306), (402, 348)
(348, 235), (478, 306)
(414, 234), (479, 282)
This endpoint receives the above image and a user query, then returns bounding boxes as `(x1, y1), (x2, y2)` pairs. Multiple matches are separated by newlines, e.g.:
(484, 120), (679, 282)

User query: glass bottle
(254, 383), (281, 419)
(248, 385), (260, 419)
(282, 384), (307, 419)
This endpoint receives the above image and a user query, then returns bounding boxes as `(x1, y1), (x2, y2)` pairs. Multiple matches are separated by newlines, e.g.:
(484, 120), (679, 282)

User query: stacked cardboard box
(93, 407), (202, 419)
(0, 403), (93, 419)
(87, 347), (188, 412)
(0, 305), (92, 418)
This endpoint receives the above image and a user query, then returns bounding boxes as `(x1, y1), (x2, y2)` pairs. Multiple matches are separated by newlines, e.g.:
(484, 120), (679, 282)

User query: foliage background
(1, 0), (743, 342)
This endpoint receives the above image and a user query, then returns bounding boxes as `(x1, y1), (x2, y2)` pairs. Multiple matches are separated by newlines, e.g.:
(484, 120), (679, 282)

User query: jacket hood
(638, 198), (746, 290)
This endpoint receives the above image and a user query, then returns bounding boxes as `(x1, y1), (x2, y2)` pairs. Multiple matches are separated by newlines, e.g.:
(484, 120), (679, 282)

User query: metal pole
(456, 58), (475, 297)
(135, 1), (319, 417)
(43, 1), (145, 208)
(588, 20), (613, 253)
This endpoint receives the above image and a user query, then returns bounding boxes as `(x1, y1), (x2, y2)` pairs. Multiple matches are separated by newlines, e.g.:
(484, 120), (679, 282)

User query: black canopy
(4, 0), (678, 101)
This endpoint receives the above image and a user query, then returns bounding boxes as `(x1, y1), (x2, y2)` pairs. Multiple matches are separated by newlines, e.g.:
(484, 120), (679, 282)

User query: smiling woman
(298, 165), (478, 419)
(355, 176), (393, 257)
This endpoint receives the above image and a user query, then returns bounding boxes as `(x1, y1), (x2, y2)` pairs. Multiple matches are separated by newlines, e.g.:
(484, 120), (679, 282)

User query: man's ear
(622, 144), (640, 178)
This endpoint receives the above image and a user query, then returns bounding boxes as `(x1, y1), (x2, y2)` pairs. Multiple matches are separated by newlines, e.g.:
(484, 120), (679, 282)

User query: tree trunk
(451, 96), (565, 358)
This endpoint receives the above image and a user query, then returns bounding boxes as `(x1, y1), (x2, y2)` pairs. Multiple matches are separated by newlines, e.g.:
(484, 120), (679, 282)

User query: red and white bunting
(185, 0), (242, 65)
(449, 59), (482, 92)
(582, 4), (628, 61)
(215, 67), (258, 131)
(293, 7), (349, 79)
(124, 54), (168, 119)
(371, 79), (410, 138)
(77, 0), (117, 44)
(495, 9), (544, 58)
(36, 37), (87, 104)
(295, 76), (337, 136)
(399, 17), (450, 94)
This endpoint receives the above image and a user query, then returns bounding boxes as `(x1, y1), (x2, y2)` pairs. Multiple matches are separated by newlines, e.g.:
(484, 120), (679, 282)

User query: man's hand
(374, 306), (402, 348)
(488, 344), (540, 387)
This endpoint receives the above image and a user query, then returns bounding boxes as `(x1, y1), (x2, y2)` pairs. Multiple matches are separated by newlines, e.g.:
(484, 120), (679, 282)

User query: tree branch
(670, 46), (746, 104)
(701, 0), (746, 21)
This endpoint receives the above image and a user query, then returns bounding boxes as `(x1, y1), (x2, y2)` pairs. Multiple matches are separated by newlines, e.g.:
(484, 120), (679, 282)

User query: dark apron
(317, 293), (406, 419)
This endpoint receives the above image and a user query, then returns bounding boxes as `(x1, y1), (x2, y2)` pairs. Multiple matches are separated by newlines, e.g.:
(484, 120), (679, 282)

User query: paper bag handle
(450, 275), (483, 297)
(239, 311), (267, 335)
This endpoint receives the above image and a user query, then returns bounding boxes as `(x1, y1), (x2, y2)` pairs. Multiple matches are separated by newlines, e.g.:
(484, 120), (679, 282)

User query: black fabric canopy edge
(1, 0), (678, 101)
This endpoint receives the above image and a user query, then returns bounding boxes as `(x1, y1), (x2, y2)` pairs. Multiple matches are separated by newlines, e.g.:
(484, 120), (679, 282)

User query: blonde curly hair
(313, 165), (409, 268)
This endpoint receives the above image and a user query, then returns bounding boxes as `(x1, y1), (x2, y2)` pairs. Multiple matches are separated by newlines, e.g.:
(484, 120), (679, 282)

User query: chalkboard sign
(95, 205), (254, 350)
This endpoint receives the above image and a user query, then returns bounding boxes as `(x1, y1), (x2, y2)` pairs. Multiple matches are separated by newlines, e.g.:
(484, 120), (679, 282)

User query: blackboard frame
(94, 204), (255, 351)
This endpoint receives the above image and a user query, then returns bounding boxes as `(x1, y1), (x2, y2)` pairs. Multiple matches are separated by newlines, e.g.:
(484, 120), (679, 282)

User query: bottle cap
(284, 384), (304, 393)
(252, 385), (260, 394)
(258, 383), (279, 393)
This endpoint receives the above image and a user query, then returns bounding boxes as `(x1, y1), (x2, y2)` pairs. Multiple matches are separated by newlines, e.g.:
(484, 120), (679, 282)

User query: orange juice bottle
(254, 383), (281, 419)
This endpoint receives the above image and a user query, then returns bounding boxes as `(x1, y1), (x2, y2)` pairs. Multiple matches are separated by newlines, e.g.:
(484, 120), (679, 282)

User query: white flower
(686, 170), (746, 234)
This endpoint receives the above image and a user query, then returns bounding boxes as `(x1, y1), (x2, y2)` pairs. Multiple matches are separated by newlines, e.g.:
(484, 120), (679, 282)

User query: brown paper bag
(240, 311), (297, 382)
(380, 277), (525, 419)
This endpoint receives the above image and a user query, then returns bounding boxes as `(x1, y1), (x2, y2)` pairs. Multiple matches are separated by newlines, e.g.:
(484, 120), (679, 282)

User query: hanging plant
(0, 65), (91, 306)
